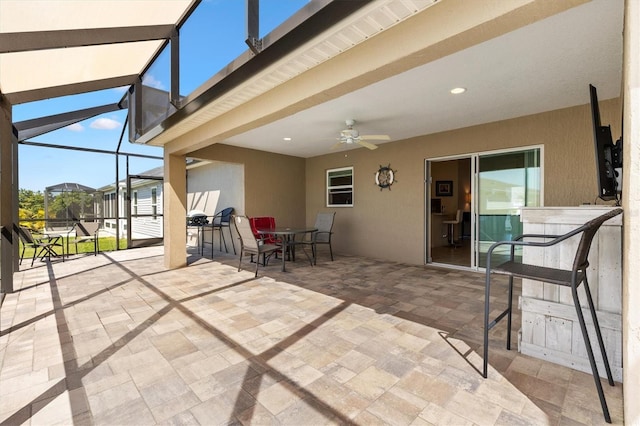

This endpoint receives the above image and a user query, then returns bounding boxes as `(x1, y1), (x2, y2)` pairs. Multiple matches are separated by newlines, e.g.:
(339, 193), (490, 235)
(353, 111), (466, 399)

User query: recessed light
(283, 137), (292, 141)
(450, 87), (466, 94)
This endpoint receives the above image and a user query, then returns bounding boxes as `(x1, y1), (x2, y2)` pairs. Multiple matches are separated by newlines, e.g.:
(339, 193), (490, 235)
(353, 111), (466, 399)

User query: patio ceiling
(0, 0), (197, 104)
(172, 0), (624, 158)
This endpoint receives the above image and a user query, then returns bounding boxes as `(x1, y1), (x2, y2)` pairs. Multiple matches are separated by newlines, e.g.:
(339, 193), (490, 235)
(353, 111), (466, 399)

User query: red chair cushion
(250, 217), (278, 245)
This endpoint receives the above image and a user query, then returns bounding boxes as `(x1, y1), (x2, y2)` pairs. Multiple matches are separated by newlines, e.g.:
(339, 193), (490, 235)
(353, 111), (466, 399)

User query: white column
(622, 0), (640, 423)
(163, 152), (187, 269)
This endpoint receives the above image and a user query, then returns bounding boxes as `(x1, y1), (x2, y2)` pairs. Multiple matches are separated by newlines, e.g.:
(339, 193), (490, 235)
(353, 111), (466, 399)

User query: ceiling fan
(332, 119), (390, 150)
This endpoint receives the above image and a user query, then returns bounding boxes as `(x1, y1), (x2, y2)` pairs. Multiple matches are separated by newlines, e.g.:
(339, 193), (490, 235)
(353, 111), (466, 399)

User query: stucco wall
(191, 143), (306, 227)
(187, 161), (244, 216)
(185, 161), (245, 250)
(305, 99), (621, 265)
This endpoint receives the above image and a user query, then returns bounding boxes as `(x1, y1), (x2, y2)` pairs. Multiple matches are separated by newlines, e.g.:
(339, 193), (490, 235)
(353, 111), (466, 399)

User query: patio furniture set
(17, 221), (100, 266)
(237, 211), (336, 277)
(187, 208), (336, 277)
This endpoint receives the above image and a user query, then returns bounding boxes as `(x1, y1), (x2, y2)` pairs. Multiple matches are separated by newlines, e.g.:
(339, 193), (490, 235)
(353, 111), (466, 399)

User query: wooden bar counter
(519, 206), (623, 381)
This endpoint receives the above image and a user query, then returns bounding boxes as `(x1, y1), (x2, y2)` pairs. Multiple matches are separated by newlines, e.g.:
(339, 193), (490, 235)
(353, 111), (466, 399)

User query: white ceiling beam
(0, 25), (174, 54)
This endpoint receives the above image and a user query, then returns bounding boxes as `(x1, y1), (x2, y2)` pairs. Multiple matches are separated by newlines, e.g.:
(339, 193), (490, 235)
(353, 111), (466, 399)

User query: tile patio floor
(0, 246), (623, 425)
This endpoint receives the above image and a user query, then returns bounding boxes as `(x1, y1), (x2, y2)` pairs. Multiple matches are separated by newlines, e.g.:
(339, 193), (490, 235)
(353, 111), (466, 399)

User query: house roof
(44, 182), (96, 193)
(96, 165), (164, 192)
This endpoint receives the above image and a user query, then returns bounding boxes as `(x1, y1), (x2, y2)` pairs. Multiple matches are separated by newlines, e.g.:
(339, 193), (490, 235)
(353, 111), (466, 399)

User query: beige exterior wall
(163, 153), (187, 269)
(622, 0), (639, 423)
(191, 143), (306, 227)
(305, 99), (621, 265)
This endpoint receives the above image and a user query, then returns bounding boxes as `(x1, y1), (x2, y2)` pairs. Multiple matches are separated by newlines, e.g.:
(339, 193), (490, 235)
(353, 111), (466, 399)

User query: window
(110, 193), (116, 218)
(327, 167), (353, 207)
(151, 187), (157, 219)
(121, 191), (127, 217)
(132, 191), (138, 216)
(103, 192), (116, 218)
(103, 194), (109, 217)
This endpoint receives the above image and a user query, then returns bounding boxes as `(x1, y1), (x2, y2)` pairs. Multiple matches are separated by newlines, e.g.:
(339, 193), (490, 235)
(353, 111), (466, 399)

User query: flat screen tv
(590, 84), (622, 202)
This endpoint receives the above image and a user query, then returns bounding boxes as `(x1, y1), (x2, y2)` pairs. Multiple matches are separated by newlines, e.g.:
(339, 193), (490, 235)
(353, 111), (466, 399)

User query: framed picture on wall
(436, 180), (453, 197)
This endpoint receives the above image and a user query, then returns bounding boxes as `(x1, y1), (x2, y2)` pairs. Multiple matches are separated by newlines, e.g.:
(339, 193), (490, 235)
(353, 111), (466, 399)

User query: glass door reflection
(476, 149), (541, 268)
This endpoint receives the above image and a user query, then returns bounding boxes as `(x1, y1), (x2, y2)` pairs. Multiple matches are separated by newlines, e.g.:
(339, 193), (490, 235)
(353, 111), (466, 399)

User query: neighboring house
(96, 166), (164, 240)
(97, 161), (243, 247)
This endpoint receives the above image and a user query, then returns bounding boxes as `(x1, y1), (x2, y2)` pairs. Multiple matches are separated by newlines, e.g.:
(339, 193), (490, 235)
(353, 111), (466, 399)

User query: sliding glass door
(475, 148), (541, 268)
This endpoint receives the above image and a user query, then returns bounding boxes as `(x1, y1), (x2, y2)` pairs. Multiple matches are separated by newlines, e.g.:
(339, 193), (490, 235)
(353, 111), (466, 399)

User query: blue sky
(14, 0), (308, 192)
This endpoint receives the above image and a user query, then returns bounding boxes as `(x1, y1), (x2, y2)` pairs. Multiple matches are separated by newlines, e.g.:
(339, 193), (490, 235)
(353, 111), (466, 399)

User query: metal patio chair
(302, 211), (336, 264)
(18, 226), (64, 266)
(69, 221), (100, 256)
(233, 215), (279, 277)
(210, 207), (236, 254)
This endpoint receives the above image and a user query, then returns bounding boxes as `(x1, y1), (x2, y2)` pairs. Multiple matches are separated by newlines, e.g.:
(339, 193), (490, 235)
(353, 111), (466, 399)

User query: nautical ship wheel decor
(375, 164), (397, 190)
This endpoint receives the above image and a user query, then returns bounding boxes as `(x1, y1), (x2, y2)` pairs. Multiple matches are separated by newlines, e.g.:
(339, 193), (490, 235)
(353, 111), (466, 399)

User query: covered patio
(1, 0), (639, 424)
(0, 248), (623, 424)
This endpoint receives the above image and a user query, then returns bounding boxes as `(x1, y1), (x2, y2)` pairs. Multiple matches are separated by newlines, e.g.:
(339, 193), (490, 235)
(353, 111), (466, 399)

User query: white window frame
(132, 191), (138, 216)
(151, 187), (158, 219)
(326, 166), (354, 207)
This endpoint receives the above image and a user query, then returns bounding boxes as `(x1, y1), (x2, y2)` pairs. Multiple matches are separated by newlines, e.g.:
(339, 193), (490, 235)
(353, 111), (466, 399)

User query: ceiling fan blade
(359, 134), (390, 141)
(331, 141), (344, 150)
(356, 140), (379, 150)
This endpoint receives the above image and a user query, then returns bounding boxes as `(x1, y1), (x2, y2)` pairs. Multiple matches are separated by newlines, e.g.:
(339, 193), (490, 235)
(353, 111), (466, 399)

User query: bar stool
(442, 209), (462, 247)
(483, 208), (622, 423)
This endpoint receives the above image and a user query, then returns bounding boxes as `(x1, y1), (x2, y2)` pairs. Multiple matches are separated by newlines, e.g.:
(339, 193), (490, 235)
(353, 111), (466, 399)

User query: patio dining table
(256, 227), (317, 272)
(43, 230), (68, 260)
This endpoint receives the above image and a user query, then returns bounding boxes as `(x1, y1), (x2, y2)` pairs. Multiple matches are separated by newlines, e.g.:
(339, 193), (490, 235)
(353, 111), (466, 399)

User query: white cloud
(90, 117), (120, 130)
(142, 74), (166, 90)
(67, 123), (84, 132)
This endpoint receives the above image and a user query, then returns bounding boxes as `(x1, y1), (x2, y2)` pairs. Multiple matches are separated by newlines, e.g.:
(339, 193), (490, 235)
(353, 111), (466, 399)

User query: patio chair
(18, 226), (64, 266)
(303, 212), (336, 264)
(211, 207), (236, 254)
(249, 216), (281, 264)
(483, 208), (622, 423)
(233, 215), (279, 277)
(69, 221), (100, 256)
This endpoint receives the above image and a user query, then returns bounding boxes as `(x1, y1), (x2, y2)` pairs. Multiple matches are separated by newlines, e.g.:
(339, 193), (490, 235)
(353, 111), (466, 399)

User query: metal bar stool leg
(209, 225), (214, 259)
(572, 282), (611, 423)
(483, 271), (513, 379)
(221, 227), (228, 252)
(483, 273), (492, 378)
(582, 276), (615, 385)
(228, 227), (236, 254)
(506, 276), (514, 350)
